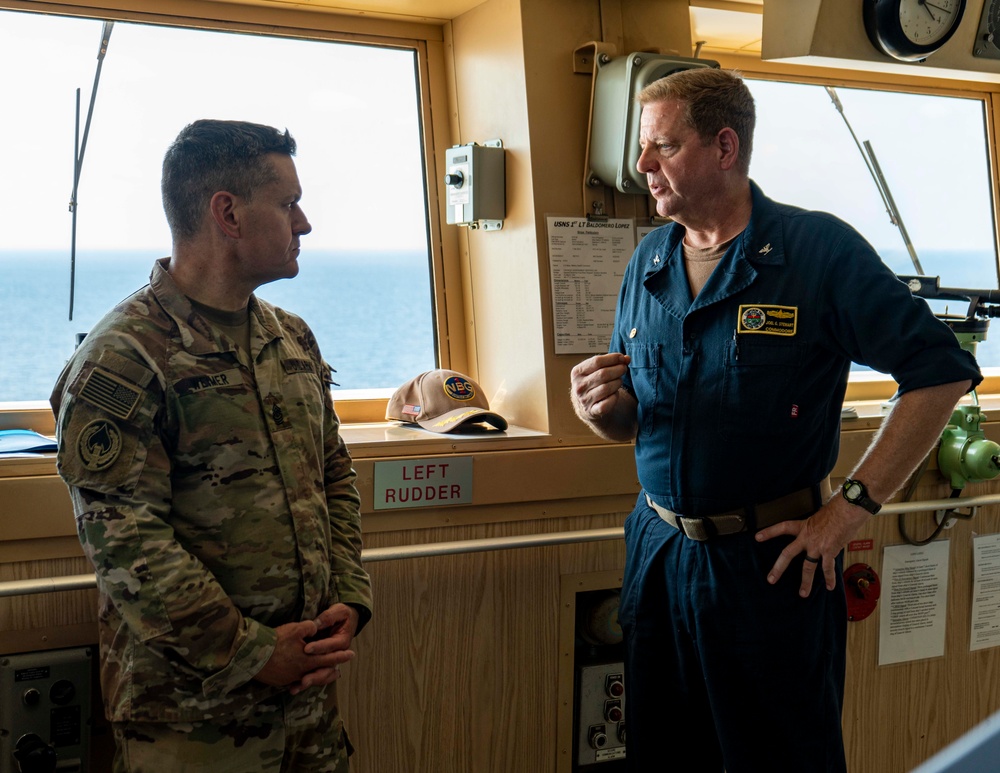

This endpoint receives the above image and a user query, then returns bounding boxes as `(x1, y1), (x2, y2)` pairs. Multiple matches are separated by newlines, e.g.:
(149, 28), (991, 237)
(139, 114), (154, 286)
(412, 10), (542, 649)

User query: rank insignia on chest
(737, 304), (797, 336)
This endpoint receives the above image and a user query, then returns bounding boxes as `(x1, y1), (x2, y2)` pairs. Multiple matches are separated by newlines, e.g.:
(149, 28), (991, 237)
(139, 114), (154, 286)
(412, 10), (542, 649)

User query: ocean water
(0, 250), (436, 401)
(1, 247), (997, 403)
(876, 248), (1000, 373)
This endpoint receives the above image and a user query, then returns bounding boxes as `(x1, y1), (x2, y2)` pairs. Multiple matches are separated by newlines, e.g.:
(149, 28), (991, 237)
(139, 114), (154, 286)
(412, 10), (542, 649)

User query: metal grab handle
(0, 527), (626, 599)
(3, 491), (999, 601)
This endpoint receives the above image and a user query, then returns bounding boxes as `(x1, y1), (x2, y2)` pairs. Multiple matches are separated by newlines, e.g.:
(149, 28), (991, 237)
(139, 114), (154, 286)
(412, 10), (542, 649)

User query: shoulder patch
(79, 368), (143, 420)
(77, 419), (124, 471)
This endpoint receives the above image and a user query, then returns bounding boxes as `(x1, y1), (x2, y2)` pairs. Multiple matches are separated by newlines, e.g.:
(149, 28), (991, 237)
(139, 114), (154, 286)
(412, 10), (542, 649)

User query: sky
(0, 10), (429, 254)
(747, 78), (996, 259)
(1, 9), (996, 263)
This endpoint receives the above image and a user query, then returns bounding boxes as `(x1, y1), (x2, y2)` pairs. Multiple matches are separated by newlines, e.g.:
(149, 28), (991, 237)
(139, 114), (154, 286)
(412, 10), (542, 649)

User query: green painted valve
(938, 404), (1000, 490)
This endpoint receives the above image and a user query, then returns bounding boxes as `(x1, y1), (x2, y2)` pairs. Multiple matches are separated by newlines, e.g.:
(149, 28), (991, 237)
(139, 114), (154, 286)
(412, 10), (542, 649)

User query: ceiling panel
(690, 3), (763, 54)
(216, 0), (487, 24)
(223, 0), (767, 51)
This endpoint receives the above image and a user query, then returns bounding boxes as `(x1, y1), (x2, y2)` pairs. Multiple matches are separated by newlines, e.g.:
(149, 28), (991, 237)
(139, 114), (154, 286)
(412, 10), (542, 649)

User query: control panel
(0, 647), (93, 773)
(575, 662), (626, 767)
(444, 140), (505, 230)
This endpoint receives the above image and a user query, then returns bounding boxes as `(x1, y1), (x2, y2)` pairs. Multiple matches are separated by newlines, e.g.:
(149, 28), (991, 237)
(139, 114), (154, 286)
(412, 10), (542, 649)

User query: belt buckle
(677, 516), (712, 542)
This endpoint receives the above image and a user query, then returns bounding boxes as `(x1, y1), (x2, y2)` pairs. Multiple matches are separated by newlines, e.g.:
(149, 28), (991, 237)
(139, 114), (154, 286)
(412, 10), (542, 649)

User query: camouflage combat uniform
(50, 258), (372, 768)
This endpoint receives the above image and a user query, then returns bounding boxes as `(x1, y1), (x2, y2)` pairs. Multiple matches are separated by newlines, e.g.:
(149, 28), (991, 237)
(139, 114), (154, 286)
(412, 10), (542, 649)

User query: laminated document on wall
(637, 224), (660, 243)
(547, 216), (636, 354)
(878, 540), (950, 666)
(970, 533), (1000, 651)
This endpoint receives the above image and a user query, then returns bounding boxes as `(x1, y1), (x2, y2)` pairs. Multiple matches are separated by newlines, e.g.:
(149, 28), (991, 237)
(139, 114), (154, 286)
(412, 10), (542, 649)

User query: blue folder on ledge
(0, 429), (58, 454)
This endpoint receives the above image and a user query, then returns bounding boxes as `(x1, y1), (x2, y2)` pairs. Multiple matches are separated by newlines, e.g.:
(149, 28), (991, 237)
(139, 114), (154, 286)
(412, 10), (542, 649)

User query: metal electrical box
(588, 53), (719, 193)
(444, 140), (505, 230)
(0, 647), (93, 773)
(576, 662), (626, 767)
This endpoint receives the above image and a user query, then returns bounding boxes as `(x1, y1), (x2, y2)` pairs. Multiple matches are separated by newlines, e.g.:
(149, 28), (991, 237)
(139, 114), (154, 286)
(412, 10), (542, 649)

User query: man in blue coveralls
(570, 68), (981, 772)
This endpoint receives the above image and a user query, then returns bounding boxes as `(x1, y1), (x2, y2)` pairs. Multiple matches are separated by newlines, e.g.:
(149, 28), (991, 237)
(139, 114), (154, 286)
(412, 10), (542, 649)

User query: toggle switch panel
(576, 662), (626, 766)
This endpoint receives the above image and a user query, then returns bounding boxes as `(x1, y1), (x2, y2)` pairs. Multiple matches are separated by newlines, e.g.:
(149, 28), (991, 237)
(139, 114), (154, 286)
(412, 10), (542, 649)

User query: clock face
(864, 0), (968, 61)
(899, 0), (964, 45)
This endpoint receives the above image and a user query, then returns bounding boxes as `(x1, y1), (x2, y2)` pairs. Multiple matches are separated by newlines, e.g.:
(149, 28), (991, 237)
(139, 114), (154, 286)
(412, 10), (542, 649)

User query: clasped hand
(256, 603), (359, 695)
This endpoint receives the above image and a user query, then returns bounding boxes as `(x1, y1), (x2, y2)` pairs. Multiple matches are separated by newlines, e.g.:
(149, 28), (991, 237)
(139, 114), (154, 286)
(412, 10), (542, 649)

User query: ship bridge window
(745, 77), (999, 374)
(0, 10), (437, 412)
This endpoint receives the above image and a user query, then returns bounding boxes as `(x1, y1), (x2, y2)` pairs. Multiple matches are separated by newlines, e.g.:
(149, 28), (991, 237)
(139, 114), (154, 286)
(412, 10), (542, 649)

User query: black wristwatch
(842, 478), (881, 515)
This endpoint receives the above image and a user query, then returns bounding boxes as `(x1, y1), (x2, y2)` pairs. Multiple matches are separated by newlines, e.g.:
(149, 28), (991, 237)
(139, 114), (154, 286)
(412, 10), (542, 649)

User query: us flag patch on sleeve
(79, 367), (143, 420)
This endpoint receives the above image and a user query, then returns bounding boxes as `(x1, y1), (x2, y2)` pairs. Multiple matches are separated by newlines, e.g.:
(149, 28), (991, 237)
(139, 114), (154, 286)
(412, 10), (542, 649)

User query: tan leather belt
(646, 477), (832, 542)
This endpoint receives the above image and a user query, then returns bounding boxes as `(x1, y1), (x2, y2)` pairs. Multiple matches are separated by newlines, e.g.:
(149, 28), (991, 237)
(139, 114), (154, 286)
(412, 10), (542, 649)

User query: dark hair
(638, 68), (755, 173)
(161, 119), (297, 241)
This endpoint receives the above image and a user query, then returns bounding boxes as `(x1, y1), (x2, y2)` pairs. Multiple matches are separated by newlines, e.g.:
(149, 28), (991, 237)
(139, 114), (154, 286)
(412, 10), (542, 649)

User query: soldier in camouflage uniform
(50, 119), (373, 772)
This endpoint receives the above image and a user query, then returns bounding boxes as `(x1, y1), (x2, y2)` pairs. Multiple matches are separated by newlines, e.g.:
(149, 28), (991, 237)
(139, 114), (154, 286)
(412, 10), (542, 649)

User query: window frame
(714, 54), (1000, 403)
(0, 0), (463, 424)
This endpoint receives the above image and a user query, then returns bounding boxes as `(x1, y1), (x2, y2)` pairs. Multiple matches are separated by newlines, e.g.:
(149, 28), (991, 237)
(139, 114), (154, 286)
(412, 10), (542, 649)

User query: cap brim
(415, 406), (508, 433)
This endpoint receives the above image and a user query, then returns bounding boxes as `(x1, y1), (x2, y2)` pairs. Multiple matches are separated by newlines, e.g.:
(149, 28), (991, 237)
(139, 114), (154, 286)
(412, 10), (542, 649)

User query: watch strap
(842, 478), (882, 515)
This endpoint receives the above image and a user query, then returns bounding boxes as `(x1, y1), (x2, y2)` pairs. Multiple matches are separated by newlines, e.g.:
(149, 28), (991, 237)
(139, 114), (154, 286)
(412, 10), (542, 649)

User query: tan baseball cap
(386, 370), (508, 433)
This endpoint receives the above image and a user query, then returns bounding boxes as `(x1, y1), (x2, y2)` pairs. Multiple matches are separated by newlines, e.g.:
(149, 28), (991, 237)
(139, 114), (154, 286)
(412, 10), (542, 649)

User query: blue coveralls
(611, 181), (982, 772)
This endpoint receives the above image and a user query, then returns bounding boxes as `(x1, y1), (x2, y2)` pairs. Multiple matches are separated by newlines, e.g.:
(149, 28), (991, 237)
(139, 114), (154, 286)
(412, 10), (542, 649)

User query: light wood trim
(424, 33), (470, 374)
(353, 443), (640, 519)
(0, 623), (99, 655)
(0, 537), (84, 564)
(0, 477), (76, 540)
(0, 403), (56, 434)
(0, 0), (444, 41)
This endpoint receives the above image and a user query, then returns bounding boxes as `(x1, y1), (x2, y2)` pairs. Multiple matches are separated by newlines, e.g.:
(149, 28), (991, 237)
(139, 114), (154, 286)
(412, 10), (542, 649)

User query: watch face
(899, 0), (963, 45)
(845, 482), (863, 500)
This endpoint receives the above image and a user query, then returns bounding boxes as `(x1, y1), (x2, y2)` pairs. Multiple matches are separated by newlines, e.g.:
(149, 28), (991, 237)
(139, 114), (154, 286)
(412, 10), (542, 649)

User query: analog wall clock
(863, 0), (968, 62)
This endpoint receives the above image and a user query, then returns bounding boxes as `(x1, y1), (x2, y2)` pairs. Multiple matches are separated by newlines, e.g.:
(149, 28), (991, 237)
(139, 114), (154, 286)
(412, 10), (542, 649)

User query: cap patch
(402, 403), (421, 418)
(78, 419), (123, 471)
(443, 376), (476, 402)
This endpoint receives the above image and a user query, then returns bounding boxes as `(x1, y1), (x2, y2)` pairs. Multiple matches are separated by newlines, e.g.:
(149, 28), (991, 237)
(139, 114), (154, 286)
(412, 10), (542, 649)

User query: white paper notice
(878, 540), (950, 666)
(636, 224), (659, 243)
(970, 533), (1000, 651)
(547, 216), (636, 354)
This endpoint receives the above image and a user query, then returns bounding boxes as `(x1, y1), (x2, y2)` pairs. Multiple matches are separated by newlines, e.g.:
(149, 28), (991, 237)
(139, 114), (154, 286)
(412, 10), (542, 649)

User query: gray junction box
(0, 647), (93, 773)
(588, 53), (719, 193)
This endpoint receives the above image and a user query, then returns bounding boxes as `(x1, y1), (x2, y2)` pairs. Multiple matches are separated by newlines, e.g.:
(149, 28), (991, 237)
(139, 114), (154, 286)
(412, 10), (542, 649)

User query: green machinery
(900, 275), (1000, 491)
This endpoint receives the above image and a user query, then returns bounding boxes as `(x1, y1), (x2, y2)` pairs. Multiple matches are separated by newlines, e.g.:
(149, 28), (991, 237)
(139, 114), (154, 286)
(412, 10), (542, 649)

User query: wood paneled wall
(339, 514), (627, 773)
(2, 474), (999, 772)
(843, 479), (1000, 773)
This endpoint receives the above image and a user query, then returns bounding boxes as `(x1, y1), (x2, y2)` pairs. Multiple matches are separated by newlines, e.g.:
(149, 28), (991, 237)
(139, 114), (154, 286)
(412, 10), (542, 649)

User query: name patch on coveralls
(737, 305), (798, 336)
